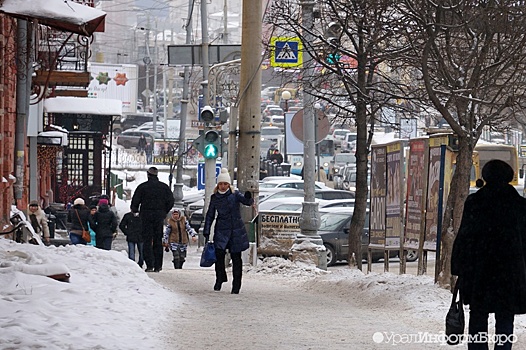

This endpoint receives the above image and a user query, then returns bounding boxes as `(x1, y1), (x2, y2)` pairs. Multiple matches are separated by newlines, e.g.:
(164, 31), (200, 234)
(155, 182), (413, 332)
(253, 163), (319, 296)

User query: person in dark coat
(119, 208), (144, 268)
(203, 168), (254, 294)
(131, 167), (175, 272)
(137, 134), (147, 154)
(452, 159), (526, 349)
(93, 198), (118, 250)
(67, 197), (96, 245)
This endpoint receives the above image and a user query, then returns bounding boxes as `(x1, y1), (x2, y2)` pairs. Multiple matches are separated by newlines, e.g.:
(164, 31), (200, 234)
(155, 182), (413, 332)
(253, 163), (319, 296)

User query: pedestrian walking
(203, 168), (255, 294)
(119, 209), (144, 268)
(27, 200), (50, 245)
(452, 159), (526, 349)
(163, 209), (197, 269)
(131, 167), (175, 272)
(93, 198), (118, 250)
(67, 197), (96, 245)
(137, 134), (147, 154)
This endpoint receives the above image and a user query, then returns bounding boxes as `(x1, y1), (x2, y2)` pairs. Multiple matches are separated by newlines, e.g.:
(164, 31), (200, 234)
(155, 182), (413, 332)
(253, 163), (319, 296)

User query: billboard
(88, 63), (138, 114)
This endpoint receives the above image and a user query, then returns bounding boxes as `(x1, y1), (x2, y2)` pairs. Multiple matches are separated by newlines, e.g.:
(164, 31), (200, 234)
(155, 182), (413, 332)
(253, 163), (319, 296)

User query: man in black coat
(131, 167), (175, 272)
(452, 159), (526, 349)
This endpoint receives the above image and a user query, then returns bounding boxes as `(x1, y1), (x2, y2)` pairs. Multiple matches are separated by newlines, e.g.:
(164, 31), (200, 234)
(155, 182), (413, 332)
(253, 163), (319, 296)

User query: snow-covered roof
(0, 0), (106, 36)
(44, 97), (122, 116)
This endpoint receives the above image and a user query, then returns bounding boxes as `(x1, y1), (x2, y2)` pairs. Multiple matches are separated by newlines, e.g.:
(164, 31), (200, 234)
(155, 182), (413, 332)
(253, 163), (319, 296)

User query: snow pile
(0, 238), (172, 350)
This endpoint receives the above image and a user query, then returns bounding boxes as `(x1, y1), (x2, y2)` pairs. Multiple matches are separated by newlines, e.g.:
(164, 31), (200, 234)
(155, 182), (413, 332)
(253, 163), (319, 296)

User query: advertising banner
(403, 139), (428, 250)
(385, 141), (403, 249)
(369, 145), (387, 248)
(258, 211), (301, 256)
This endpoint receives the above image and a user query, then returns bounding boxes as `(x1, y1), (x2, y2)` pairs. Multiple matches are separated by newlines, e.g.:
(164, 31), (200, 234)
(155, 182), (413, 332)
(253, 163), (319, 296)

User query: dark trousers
(141, 213), (165, 270)
(468, 309), (515, 350)
(215, 248), (243, 292)
(96, 237), (112, 250)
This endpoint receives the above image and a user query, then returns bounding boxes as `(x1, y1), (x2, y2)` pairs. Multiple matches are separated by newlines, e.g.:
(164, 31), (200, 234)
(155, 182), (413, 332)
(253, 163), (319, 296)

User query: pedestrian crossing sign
(270, 37), (303, 68)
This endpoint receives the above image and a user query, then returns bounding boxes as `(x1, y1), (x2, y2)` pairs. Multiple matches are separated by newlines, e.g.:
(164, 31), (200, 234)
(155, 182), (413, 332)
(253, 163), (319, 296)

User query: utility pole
(298, 0), (325, 268)
(237, 0), (262, 222)
(201, 0), (214, 214)
(144, 14), (151, 112)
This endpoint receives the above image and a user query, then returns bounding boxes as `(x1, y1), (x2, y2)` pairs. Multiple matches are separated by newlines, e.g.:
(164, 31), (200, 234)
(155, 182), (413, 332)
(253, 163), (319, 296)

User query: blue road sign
(197, 163), (222, 190)
(270, 37), (302, 67)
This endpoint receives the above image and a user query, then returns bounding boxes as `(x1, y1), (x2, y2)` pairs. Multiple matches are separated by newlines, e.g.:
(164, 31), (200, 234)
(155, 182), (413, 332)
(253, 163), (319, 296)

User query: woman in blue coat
(203, 168), (254, 294)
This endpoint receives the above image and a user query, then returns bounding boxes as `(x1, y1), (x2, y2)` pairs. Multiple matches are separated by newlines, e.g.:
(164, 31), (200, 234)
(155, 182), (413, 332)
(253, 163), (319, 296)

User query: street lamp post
(281, 90), (291, 112)
(295, 0), (326, 270)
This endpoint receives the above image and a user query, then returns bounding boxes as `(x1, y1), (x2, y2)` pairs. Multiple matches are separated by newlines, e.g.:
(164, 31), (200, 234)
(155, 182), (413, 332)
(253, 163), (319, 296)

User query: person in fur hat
(28, 200), (50, 245)
(203, 168), (255, 294)
(162, 209), (197, 269)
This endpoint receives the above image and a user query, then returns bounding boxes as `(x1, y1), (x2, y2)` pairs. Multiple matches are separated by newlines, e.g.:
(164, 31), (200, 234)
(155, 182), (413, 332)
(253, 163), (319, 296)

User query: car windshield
(319, 213), (350, 231)
(334, 130), (348, 137)
(269, 109), (283, 116)
(335, 154), (356, 163)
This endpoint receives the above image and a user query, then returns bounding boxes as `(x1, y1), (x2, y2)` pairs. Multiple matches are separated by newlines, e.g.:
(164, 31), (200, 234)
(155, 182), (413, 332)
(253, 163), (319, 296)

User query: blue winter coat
(203, 188), (253, 253)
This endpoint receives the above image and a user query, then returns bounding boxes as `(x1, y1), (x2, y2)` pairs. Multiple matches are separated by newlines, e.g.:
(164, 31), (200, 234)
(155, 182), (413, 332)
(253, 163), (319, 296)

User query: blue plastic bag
(200, 241), (217, 267)
(87, 222), (96, 247)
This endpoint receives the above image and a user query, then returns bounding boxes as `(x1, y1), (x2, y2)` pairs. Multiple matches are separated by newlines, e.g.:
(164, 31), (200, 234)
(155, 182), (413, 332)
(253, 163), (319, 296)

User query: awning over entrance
(0, 0), (106, 36)
(44, 97), (122, 116)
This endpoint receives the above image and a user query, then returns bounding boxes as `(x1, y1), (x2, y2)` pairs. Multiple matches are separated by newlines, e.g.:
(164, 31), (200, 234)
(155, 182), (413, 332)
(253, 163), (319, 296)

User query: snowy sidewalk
(148, 245), (494, 350)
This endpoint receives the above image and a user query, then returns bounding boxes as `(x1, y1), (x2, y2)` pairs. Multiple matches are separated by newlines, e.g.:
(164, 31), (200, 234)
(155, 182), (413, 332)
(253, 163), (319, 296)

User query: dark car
(116, 129), (161, 149)
(318, 208), (398, 266)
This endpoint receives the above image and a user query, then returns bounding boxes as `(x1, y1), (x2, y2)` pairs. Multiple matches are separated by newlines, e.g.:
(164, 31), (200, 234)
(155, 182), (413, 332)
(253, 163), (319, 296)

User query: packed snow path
(149, 248), (473, 350)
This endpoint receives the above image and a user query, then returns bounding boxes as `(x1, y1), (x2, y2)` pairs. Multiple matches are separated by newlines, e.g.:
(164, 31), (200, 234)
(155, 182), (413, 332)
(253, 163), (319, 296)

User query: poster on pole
(385, 141), (404, 249)
(403, 138), (429, 250)
(369, 145), (387, 248)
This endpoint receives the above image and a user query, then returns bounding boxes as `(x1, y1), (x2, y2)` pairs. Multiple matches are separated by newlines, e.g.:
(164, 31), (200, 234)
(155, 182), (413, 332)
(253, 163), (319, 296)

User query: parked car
(116, 129), (161, 149)
(341, 132), (358, 153)
(332, 129), (351, 149)
(260, 189), (355, 204)
(118, 113), (161, 133)
(329, 153), (357, 180)
(133, 124), (165, 138)
(318, 208), (398, 266)
(259, 179), (329, 190)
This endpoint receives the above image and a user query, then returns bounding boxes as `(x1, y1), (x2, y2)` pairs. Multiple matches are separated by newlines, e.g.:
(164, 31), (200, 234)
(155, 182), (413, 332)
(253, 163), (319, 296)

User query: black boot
(178, 260), (185, 269)
(214, 279), (223, 291)
(231, 252), (242, 294)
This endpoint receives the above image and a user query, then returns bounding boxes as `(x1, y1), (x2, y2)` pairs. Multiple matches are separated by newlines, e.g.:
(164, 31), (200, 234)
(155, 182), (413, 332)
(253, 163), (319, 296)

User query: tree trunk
(436, 137), (473, 287)
(348, 98), (369, 271)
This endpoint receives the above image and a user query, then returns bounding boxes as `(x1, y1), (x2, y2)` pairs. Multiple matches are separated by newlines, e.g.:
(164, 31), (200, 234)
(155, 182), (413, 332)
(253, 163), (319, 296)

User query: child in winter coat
(163, 209), (197, 269)
(119, 209), (144, 268)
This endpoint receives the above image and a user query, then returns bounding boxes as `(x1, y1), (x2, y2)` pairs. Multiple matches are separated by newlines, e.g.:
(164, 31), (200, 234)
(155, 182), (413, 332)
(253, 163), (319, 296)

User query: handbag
(445, 279), (465, 345)
(75, 209), (91, 243)
(200, 241), (217, 267)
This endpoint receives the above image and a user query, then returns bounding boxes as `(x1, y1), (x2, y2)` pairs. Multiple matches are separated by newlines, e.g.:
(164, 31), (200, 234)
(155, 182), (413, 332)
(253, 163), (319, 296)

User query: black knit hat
(481, 159), (513, 184)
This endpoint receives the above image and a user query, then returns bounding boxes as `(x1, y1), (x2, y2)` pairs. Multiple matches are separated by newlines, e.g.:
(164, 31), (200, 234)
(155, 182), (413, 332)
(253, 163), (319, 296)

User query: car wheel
(405, 249), (418, 262)
(122, 140), (131, 148)
(324, 244), (337, 267)
(342, 180), (350, 190)
(113, 128), (122, 136)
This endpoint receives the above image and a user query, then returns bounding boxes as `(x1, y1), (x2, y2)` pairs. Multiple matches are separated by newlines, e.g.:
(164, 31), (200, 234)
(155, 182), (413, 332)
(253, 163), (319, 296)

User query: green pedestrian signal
(203, 130), (220, 159)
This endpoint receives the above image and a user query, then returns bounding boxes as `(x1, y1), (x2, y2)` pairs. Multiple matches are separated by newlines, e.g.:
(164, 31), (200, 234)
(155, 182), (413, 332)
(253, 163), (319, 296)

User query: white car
(332, 129), (351, 148)
(258, 180), (329, 190)
(261, 126), (283, 142)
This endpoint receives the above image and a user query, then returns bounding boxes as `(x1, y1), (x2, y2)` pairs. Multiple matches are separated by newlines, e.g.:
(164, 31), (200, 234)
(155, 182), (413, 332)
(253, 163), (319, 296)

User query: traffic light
(203, 130), (220, 159)
(200, 105), (215, 123)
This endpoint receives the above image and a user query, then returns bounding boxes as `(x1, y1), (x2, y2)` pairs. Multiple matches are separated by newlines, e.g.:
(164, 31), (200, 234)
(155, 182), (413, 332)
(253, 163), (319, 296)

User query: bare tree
(399, 0), (526, 286)
(266, 0), (417, 269)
